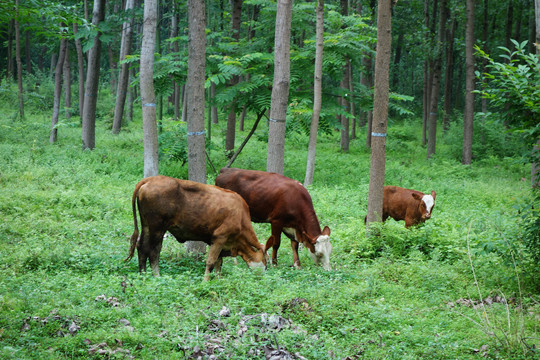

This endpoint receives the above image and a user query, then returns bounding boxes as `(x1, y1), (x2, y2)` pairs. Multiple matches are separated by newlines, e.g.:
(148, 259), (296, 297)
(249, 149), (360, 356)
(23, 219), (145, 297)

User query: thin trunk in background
(7, 20), (14, 80)
(532, 0), (540, 187)
(15, 0), (24, 119)
(304, 0), (324, 187)
(126, 67), (134, 122)
(81, 0), (106, 150)
(443, 13), (456, 131)
(50, 36), (68, 143)
(462, 0), (475, 165)
(427, 0), (448, 159)
(267, 0), (293, 175)
(25, 27), (31, 74)
(364, 0), (375, 148)
(185, 0), (208, 254)
(140, 0), (159, 176)
(339, 0), (350, 152)
(170, 7), (180, 121)
(349, 62), (357, 140)
(63, 41), (71, 119)
(112, 0), (135, 134)
(366, 0), (393, 227)
(73, 23), (85, 117)
(211, 81), (218, 124)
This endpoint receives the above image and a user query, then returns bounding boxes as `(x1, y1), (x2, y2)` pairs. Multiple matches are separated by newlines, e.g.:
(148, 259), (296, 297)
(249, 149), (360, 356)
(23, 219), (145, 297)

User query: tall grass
(0, 94), (538, 359)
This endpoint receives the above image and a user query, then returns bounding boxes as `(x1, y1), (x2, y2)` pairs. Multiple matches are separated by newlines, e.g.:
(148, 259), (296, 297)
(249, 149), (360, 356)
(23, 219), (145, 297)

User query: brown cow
(215, 168), (332, 270)
(381, 186), (436, 228)
(124, 176), (270, 281)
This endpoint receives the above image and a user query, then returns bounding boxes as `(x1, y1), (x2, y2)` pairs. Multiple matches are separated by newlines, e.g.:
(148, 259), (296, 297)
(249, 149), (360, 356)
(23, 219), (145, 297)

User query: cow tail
(124, 180), (143, 262)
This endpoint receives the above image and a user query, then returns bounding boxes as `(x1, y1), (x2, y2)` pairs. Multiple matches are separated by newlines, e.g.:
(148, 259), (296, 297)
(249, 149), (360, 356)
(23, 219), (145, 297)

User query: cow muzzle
(311, 235), (332, 270)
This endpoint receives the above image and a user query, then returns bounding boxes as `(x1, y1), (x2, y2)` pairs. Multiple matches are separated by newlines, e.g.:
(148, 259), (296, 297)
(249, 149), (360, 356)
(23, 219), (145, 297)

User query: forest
(0, 0), (539, 359)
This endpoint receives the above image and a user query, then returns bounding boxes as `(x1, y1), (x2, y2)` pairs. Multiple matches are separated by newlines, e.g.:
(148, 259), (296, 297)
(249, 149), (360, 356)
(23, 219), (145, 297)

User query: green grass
(0, 103), (538, 359)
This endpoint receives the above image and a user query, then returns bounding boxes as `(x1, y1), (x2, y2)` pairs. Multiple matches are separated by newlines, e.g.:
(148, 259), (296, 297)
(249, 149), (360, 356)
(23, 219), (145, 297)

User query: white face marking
(310, 235), (332, 270)
(422, 195), (435, 214)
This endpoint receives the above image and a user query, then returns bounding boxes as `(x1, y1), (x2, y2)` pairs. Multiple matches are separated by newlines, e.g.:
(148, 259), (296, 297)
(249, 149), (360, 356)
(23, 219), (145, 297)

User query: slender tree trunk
(366, 0), (393, 227)
(112, 0), (135, 134)
(185, 0), (208, 254)
(304, 0), (324, 187)
(171, 8), (180, 121)
(443, 14), (456, 131)
(481, 0), (488, 114)
(50, 36), (67, 143)
(505, 1), (514, 54)
(126, 67), (134, 122)
(427, 0), (448, 159)
(364, 1), (375, 148)
(73, 23), (85, 117)
(63, 41), (71, 119)
(81, 0), (106, 150)
(211, 81), (218, 124)
(267, 0), (293, 175)
(462, 0), (475, 165)
(140, 0), (159, 176)
(15, 0), (24, 119)
(7, 20), (14, 80)
(340, 61), (350, 152)
(532, 0), (540, 187)
(25, 28), (31, 74)
(349, 62), (357, 140)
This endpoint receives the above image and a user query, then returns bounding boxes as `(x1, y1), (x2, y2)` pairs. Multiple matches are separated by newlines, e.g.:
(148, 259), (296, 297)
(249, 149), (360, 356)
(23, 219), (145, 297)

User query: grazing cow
(380, 186), (436, 228)
(124, 176), (269, 281)
(215, 168), (332, 270)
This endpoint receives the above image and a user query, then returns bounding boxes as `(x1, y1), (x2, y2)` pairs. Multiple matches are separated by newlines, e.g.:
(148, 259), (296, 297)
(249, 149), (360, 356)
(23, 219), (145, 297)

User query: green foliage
(158, 120), (188, 164)
(475, 40), (540, 151)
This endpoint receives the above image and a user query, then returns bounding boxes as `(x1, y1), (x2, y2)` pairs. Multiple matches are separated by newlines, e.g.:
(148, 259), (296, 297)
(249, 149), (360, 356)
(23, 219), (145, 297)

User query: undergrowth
(0, 96), (538, 359)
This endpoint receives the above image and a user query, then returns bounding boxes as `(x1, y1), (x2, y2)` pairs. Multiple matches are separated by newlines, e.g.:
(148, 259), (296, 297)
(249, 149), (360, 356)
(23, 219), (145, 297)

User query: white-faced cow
(381, 186), (436, 228)
(215, 168), (332, 270)
(124, 176), (270, 281)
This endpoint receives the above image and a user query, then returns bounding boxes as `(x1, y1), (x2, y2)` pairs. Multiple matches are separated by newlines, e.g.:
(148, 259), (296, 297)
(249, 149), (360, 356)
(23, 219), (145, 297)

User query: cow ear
(264, 235), (275, 251)
(431, 191), (436, 200)
(412, 193), (422, 200)
(322, 226), (331, 236)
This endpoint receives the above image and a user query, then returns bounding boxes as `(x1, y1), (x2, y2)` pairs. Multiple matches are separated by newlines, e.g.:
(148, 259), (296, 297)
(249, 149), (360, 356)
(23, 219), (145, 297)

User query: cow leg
(290, 239), (301, 269)
(204, 243), (223, 281)
(138, 226), (164, 276)
(269, 222), (283, 266)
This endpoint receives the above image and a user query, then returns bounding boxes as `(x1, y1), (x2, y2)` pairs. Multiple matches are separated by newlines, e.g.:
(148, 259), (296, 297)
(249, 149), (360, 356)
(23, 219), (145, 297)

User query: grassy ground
(0, 108), (538, 359)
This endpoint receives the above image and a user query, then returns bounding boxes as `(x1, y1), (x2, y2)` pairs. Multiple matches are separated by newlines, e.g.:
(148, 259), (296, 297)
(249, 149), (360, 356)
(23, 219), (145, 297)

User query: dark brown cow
(215, 168), (332, 270)
(124, 176), (269, 281)
(381, 186), (436, 228)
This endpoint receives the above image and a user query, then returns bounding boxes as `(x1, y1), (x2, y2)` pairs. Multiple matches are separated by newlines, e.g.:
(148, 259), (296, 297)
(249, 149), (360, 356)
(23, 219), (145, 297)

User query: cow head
(306, 226), (332, 270)
(412, 191), (436, 221)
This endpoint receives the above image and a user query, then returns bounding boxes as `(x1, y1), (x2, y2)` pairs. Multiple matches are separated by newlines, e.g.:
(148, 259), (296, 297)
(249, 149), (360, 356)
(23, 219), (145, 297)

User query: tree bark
(339, 0), (350, 152)
(462, 0), (475, 165)
(25, 27), (31, 74)
(50, 36), (68, 143)
(112, 0), (135, 134)
(81, 0), (106, 150)
(73, 23), (85, 118)
(366, 0), (393, 227)
(7, 20), (14, 80)
(304, 0), (324, 187)
(15, 0), (24, 119)
(211, 81), (218, 124)
(349, 62), (357, 140)
(427, 0), (448, 159)
(267, 0), (293, 175)
(63, 41), (71, 120)
(185, 0), (208, 254)
(532, 0), (540, 187)
(140, 0), (159, 176)
(443, 14), (456, 131)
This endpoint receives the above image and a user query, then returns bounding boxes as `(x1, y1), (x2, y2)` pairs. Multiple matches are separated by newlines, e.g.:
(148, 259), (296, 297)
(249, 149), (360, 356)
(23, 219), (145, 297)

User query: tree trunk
(7, 20), (14, 80)
(304, 0), (324, 187)
(211, 81), (218, 124)
(81, 0), (106, 150)
(15, 0), (24, 120)
(427, 0), (448, 159)
(112, 0), (135, 134)
(126, 67), (134, 122)
(185, 0), (208, 254)
(349, 62), (357, 140)
(50, 36), (68, 143)
(267, 0), (293, 175)
(505, 1), (514, 54)
(25, 28), (31, 74)
(366, 0), (393, 227)
(63, 41), (71, 120)
(443, 14), (456, 131)
(73, 23), (85, 117)
(462, 0), (475, 165)
(532, 0), (540, 187)
(140, 0), (159, 176)
(171, 8), (180, 121)
(339, 0), (350, 152)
